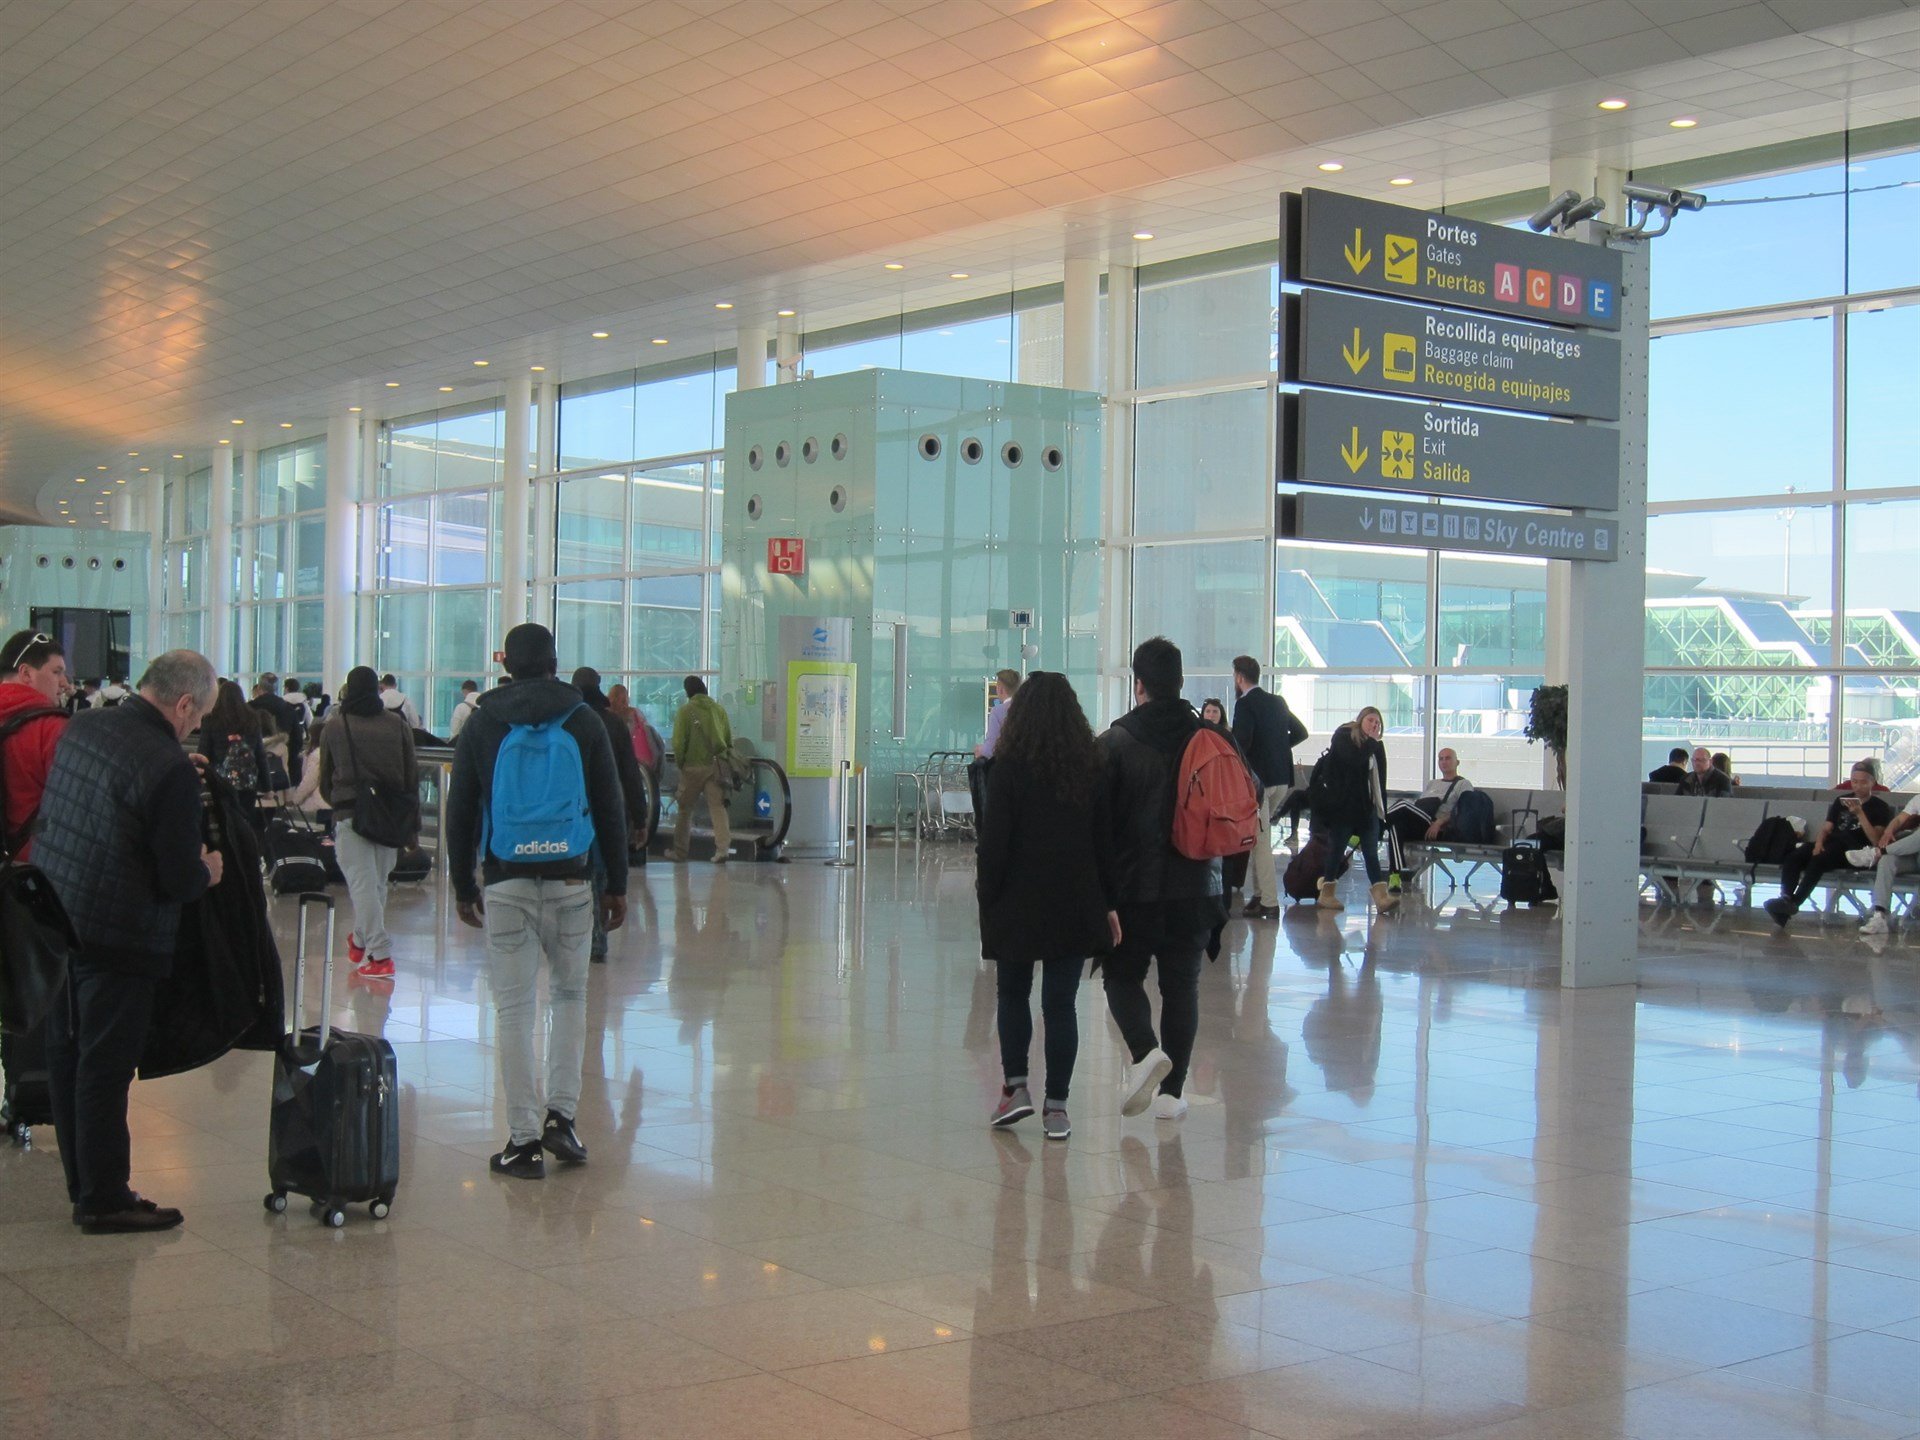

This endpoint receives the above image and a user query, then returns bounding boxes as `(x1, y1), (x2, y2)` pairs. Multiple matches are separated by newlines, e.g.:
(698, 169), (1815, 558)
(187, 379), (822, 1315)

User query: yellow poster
(786, 660), (857, 778)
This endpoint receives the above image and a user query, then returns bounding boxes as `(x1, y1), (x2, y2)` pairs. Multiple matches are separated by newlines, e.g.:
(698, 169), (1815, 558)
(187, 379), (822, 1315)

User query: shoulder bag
(340, 713), (419, 849)
(0, 707), (77, 1035)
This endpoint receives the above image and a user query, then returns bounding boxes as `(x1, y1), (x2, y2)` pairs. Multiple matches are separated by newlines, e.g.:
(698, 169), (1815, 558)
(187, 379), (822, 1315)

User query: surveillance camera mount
(1618, 181), (1706, 240)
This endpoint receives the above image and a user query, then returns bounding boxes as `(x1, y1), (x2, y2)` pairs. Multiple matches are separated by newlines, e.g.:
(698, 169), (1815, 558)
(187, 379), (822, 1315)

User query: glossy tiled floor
(4, 849), (1918, 1439)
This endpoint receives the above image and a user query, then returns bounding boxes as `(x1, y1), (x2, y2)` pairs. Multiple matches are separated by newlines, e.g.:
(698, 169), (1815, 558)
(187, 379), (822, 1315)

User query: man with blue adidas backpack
(447, 623), (628, 1180)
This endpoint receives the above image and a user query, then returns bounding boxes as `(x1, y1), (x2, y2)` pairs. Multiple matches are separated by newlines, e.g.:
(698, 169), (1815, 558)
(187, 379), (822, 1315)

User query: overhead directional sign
(1287, 288), (1621, 421)
(1282, 391), (1619, 511)
(1279, 492), (1619, 562)
(1283, 188), (1624, 332)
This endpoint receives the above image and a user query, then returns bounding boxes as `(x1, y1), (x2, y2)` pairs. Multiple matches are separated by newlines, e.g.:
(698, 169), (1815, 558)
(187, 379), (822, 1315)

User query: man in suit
(1230, 655), (1308, 920)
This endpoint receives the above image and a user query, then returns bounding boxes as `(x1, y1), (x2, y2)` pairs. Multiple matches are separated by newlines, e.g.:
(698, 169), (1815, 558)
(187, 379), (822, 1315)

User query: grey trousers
(334, 824), (395, 960)
(485, 877), (594, 1144)
(1872, 828), (1920, 913)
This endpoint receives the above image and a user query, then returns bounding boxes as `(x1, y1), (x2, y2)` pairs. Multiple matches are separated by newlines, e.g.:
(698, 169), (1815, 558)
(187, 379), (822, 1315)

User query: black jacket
(1315, 723), (1388, 829)
(35, 697), (212, 976)
(1232, 685), (1308, 789)
(976, 755), (1117, 962)
(1648, 764), (1686, 785)
(579, 682), (649, 841)
(1099, 698), (1222, 905)
(446, 677), (629, 902)
(1681, 768), (1732, 798)
(250, 692), (305, 757)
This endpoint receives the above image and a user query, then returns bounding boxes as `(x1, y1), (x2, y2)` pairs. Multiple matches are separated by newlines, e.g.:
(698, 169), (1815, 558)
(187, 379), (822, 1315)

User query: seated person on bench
(1387, 748), (1474, 844)
(1648, 747), (1688, 786)
(1679, 746), (1732, 798)
(1764, 761), (1892, 930)
(1852, 793), (1920, 938)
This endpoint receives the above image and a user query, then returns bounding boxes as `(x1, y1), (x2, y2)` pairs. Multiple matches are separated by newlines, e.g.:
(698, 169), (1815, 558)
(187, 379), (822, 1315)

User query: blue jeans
(996, 958), (1082, 1102)
(1325, 813), (1387, 884)
(484, 878), (593, 1144)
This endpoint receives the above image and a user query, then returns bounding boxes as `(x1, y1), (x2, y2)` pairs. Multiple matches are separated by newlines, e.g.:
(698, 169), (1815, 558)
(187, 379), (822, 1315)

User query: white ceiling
(6, 0), (1920, 524)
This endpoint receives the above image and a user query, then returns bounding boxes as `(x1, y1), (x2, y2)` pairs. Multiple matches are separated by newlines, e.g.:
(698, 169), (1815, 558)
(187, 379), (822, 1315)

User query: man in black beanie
(447, 623), (627, 1179)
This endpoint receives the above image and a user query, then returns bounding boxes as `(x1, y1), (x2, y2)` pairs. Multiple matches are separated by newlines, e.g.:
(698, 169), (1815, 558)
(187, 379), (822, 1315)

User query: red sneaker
(358, 957), (394, 979)
(347, 933), (366, 964)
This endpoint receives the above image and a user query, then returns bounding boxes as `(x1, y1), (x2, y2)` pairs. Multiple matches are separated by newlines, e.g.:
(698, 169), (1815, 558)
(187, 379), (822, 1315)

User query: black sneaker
(490, 1137), (546, 1179)
(1763, 897), (1793, 929)
(541, 1110), (588, 1165)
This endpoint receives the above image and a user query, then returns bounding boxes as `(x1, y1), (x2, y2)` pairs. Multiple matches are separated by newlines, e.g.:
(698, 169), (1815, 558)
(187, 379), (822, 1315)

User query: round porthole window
(960, 437), (984, 465)
(829, 485), (848, 513)
(774, 440), (792, 467)
(747, 444), (765, 471)
(1001, 441), (1024, 468)
(1042, 445), (1064, 472)
(87, 557), (101, 570)
(746, 494), (763, 521)
(830, 433), (849, 460)
(113, 557), (126, 570)
(35, 556), (49, 568)
(918, 434), (942, 461)
(801, 437), (819, 464)
(61, 556), (76, 569)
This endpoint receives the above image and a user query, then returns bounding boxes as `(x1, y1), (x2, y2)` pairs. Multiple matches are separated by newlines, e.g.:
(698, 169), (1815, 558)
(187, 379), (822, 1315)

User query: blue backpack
(485, 703), (594, 862)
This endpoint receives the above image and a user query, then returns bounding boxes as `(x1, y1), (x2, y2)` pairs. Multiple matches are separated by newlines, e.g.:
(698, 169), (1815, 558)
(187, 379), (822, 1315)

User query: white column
(146, 470), (166, 658)
(736, 325), (769, 390)
(501, 372), (533, 638)
(1063, 255), (1100, 392)
(207, 443), (235, 673)
(1561, 239), (1648, 988)
(234, 447), (257, 675)
(532, 381), (558, 626)
(1102, 262), (1137, 726)
(776, 314), (801, 383)
(111, 487), (134, 531)
(323, 414), (360, 693)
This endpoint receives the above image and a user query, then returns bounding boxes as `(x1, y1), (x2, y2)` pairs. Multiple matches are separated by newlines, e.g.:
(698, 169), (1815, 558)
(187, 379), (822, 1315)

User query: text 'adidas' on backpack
(1173, 722), (1261, 861)
(486, 703), (594, 862)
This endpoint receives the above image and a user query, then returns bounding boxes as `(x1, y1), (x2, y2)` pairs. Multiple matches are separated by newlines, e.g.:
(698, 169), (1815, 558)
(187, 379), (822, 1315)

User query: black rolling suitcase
(1, 1024), (52, 1147)
(265, 805), (340, 894)
(1500, 841), (1557, 906)
(265, 894), (399, 1227)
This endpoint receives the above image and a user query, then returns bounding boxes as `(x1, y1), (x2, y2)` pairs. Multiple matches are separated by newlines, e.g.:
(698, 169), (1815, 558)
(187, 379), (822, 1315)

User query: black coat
(1315, 723), (1388, 829)
(976, 756), (1116, 962)
(1232, 686), (1308, 789)
(1099, 699), (1223, 905)
(580, 685), (649, 842)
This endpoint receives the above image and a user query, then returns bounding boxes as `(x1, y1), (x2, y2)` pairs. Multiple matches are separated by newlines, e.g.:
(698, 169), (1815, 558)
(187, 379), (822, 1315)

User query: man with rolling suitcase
(33, 650), (224, 1232)
(447, 624), (628, 1180)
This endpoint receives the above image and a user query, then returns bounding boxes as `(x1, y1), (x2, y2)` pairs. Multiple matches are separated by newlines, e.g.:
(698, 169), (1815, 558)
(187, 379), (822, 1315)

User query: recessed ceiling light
(137, 467), (148, 473)
(1598, 98), (1628, 111)
(651, 337), (669, 345)
(1317, 161), (1344, 172)
(473, 359), (489, 366)
(591, 331), (610, 339)
(1389, 176), (1414, 186)
(116, 478), (126, 484)
(884, 262), (905, 271)
(949, 272), (970, 279)
(715, 302), (733, 310)
(74, 477), (85, 484)
(1669, 116), (1697, 129)
(218, 438), (230, 445)
(385, 381), (400, 388)
(172, 453), (183, 459)
(349, 405), (362, 412)
(1132, 231), (1153, 240)
(231, 418), (244, 424)
(438, 385), (454, 392)
(530, 365), (546, 372)
(96, 465), (106, 470)
(279, 422), (293, 428)
(777, 309), (796, 317)
(127, 451), (138, 457)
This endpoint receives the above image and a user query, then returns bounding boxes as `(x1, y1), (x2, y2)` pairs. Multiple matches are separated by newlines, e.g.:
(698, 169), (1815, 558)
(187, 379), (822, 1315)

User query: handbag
(339, 713), (419, 849)
(0, 706), (77, 1034)
(695, 710), (746, 794)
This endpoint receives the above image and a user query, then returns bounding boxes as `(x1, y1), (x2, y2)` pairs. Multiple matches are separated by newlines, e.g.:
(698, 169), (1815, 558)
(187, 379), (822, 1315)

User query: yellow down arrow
(1343, 227), (1372, 274)
(1340, 426), (1369, 473)
(1341, 327), (1370, 374)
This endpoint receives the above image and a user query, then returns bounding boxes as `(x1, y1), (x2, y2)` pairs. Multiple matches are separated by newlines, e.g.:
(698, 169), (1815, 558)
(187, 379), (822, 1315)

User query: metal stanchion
(827, 758), (855, 869)
(854, 766), (868, 870)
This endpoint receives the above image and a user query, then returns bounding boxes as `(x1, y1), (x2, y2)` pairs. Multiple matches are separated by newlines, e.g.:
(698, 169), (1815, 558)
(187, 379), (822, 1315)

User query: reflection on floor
(3, 851), (1917, 1440)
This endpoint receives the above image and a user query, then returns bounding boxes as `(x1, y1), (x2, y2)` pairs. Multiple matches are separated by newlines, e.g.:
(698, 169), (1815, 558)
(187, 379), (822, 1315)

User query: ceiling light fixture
(173, 453), (183, 459)
(438, 385), (454, 392)
(96, 465), (107, 470)
(279, 422), (293, 428)
(137, 467), (148, 473)
(231, 418), (244, 425)
(127, 451), (138, 457)
(1317, 161), (1344, 172)
(1132, 231), (1153, 240)
(949, 272), (969, 279)
(651, 337), (669, 345)
(74, 477), (85, 484)
(530, 365), (546, 372)
(715, 302), (733, 310)
(385, 381), (400, 388)
(473, 359), (489, 366)
(1669, 116), (1697, 129)
(349, 405), (362, 412)
(884, 262), (904, 271)
(219, 439), (229, 445)
(1390, 176), (1414, 186)
(1598, 98), (1628, 111)
(777, 309), (796, 317)
(591, 331), (610, 339)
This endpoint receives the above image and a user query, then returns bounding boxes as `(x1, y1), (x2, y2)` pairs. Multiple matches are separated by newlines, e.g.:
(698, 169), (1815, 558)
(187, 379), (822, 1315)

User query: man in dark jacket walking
(448, 624), (627, 1180)
(1231, 655), (1308, 919)
(571, 666), (648, 962)
(35, 650), (224, 1232)
(1098, 636), (1225, 1122)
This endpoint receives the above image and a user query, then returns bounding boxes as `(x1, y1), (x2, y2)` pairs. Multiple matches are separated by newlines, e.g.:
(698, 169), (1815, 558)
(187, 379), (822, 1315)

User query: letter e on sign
(768, 537), (807, 576)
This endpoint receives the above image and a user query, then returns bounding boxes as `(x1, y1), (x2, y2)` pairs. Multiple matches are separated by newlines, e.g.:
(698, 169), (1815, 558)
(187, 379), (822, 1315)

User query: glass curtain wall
(162, 468), (210, 656)
(236, 436), (326, 686)
(367, 401), (505, 731)
(1643, 127), (1920, 786)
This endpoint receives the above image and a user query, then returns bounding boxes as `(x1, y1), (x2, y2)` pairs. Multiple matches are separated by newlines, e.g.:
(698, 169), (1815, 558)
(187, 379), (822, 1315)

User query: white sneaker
(1150, 1092), (1188, 1121)
(1860, 910), (1890, 936)
(1119, 1048), (1172, 1117)
(1846, 847), (1877, 868)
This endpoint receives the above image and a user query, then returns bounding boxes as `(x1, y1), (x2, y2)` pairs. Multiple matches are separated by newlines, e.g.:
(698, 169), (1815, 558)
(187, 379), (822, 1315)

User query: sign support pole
(1560, 238), (1649, 989)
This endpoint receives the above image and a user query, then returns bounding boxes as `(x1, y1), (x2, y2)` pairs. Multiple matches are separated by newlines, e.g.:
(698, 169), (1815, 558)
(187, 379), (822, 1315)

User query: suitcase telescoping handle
(290, 892), (336, 1060)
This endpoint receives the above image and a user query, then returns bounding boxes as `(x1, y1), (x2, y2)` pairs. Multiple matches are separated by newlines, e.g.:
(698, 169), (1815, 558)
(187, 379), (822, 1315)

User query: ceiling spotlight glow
(591, 331), (610, 339)
(1598, 98), (1628, 110)
(1389, 176), (1414, 186)
(949, 272), (969, 279)
(137, 467), (148, 472)
(651, 337), (669, 345)
(1317, 161), (1344, 172)
(530, 365), (546, 371)
(715, 302), (733, 310)
(231, 418), (244, 424)
(279, 422), (293, 428)
(1132, 231), (1153, 240)
(127, 451), (138, 457)
(777, 309), (796, 317)
(173, 453), (184, 459)
(385, 381), (400, 388)
(473, 359), (489, 366)
(219, 439), (230, 445)
(96, 465), (106, 470)
(1669, 116), (1697, 129)
(74, 477), (85, 483)
(349, 406), (363, 412)
(438, 385), (454, 392)
(883, 262), (904, 271)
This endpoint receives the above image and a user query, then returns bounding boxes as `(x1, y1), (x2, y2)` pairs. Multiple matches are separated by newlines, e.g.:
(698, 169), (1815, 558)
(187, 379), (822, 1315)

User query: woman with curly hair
(975, 672), (1119, 1140)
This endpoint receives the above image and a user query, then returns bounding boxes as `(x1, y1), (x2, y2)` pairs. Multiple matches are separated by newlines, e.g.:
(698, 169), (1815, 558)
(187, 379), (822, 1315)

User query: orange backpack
(1172, 721), (1261, 861)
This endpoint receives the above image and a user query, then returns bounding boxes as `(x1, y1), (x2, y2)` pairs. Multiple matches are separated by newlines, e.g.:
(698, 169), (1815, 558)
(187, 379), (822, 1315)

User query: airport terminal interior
(3, 2), (1919, 1437)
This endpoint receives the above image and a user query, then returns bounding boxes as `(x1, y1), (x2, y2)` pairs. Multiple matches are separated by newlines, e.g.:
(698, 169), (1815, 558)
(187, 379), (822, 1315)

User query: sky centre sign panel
(1280, 492), (1620, 563)
(1284, 188), (1624, 331)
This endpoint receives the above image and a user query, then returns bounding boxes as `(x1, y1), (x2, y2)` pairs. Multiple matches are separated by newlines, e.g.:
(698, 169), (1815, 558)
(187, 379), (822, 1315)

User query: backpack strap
(0, 704), (67, 859)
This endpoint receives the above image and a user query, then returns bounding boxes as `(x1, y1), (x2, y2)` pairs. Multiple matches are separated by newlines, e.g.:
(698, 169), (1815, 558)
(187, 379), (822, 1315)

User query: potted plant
(1526, 684), (1568, 788)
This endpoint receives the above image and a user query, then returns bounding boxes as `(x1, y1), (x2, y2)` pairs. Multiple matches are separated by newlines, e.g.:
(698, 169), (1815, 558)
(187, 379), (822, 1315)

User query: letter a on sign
(768, 537), (807, 576)
(1493, 263), (1520, 303)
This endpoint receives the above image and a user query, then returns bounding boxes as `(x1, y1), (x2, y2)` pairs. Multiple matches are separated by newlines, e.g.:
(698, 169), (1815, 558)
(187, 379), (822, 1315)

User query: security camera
(1563, 195), (1607, 226)
(1622, 182), (1705, 212)
(1528, 189), (1583, 233)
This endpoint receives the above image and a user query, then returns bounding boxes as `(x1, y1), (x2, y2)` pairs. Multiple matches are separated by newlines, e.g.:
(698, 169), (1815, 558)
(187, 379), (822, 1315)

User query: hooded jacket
(1098, 697), (1223, 905)
(445, 676), (629, 902)
(577, 679), (649, 837)
(0, 680), (67, 858)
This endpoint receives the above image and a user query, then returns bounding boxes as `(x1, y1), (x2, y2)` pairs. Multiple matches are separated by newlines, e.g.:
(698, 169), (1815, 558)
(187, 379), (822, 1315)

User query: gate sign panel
(767, 537), (807, 576)
(1284, 188), (1624, 332)
(1279, 492), (1619, 562)
(1288, 288), (1621, 421)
